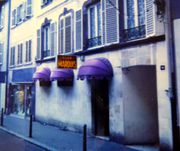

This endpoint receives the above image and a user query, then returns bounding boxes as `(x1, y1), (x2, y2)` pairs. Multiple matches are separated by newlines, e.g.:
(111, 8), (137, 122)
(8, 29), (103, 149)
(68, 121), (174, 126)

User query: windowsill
(35, 56), (55, 63)
(87, 44), (103, 51)
(11, 15), (33, 29)
(16, 64), (24, 67)
(24, 61), (33, 66)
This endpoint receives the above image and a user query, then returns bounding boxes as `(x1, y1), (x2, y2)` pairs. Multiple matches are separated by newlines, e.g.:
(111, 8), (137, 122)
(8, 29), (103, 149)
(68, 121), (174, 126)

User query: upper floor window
(59, 13), (73, 54)
(87, 3), (101, 48)
(25, 40), (32, 63)
(121, 0), (146, 42)
(17, 43), (23, 65)
(0, 42), (3, 65)
(36, 18), (57, 61)
(41, 0), (53, 8)
(0, 6), (5, 29)
(10, 46), (16, 66)
(11, 0), (32, 27)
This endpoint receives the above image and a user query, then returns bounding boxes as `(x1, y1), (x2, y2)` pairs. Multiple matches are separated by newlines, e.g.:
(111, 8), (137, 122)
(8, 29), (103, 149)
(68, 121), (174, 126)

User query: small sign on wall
(57, 55), (77, 69)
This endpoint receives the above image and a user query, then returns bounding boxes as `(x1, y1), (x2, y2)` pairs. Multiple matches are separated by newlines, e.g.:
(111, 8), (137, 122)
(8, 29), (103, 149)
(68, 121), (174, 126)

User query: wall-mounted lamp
(154, 0), (166, 22)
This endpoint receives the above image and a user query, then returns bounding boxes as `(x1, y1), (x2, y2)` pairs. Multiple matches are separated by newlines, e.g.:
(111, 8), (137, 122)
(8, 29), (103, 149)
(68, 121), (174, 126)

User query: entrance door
(91, 79), (109, 136)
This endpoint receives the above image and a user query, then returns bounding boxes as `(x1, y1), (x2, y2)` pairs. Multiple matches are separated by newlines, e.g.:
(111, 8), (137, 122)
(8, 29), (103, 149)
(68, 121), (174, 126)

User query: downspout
(165, 0), (179, 150)
(5, 0), (11, 114)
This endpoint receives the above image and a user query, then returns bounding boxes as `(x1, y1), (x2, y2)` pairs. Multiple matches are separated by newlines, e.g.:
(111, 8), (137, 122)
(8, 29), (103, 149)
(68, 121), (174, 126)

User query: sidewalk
(0, 115), (139, 151)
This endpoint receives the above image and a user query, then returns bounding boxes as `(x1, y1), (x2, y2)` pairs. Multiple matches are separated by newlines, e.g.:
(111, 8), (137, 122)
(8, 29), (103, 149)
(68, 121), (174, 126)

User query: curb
(0, 126), (57, 151)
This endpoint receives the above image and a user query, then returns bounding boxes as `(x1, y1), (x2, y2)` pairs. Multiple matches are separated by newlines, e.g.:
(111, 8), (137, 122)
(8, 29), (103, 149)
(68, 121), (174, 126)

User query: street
(0, 129), (46, 151)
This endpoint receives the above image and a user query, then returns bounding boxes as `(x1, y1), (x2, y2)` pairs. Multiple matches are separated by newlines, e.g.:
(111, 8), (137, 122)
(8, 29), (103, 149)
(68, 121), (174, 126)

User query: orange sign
(57, 55), (77, 69)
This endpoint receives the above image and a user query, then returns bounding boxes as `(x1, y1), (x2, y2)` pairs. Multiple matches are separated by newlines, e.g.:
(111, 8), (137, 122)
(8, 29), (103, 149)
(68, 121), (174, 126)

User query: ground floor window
(9, 84), (34, 117)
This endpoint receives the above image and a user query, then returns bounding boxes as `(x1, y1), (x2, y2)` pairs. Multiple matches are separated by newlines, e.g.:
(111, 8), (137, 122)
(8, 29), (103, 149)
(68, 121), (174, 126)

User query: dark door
(91, 79), (109, 136)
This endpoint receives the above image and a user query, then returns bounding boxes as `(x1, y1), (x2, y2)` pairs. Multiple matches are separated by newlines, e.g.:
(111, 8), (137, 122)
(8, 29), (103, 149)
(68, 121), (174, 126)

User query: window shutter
(104, 0), (119, 44)
(25, 41), (28, 62)
(22, 3), (26, 20)
(29, 40), (32, 62)
(75, 10), (82, 51)
(59, 19), (64, 54)
(101, 0), (106, 45)
(15, 9), (17, 25)
(145, 0), (155, 37)
(65, 16), (71, 53)
(50, 22), (57, 56)
(0, 43), (3, 65)
(26, 0), (32, 17)
(1, 6), (5, 28)
(37, 29), (41, 60)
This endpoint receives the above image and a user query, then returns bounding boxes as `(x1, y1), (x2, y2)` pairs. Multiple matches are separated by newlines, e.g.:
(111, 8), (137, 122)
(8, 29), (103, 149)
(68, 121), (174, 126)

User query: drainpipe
(5, 0), (11, 114)
(165, 0), (179, 150)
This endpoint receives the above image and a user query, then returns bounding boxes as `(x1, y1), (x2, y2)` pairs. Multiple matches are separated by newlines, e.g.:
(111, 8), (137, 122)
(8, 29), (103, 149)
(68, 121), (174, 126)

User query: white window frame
(59, 13), (72, 54)
(0, 42), (3, 65)
(43, 25), (51, 58)
(124, 0), (145, 29)
(87, 3), (101, 39)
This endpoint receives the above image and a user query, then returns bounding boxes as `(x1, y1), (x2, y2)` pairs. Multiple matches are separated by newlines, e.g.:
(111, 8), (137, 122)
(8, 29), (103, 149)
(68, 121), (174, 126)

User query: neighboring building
(7, 0), (36, 117)
(0, 0), (9, 112)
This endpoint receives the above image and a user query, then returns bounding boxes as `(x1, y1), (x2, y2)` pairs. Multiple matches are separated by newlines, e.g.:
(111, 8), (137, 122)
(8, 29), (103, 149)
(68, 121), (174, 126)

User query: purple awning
(33, 67), (51, 81)
(50, 69), (74, 81)
(77, 58), (113, 80)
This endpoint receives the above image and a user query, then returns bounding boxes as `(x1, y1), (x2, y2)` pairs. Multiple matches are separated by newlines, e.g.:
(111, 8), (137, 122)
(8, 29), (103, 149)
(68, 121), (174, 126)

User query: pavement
(0, 115), (139, 151)
(0, 129), (45, 151)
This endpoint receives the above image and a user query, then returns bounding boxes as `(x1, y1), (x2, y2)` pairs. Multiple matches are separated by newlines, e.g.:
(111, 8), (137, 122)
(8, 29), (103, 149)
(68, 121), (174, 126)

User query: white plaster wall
(173, 19), (180, 127)
(156, 41), (173, 150)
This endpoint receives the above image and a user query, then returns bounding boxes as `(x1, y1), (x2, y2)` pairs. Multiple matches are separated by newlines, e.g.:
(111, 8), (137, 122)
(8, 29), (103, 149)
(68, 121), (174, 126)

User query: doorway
(91, 79), (109, 136)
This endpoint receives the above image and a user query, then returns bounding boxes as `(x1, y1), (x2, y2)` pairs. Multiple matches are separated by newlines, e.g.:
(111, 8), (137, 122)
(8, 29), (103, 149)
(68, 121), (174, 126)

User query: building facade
(7, 0), (36, 117)
(1, 0), (178, 150)
(0, 0), (9, 112)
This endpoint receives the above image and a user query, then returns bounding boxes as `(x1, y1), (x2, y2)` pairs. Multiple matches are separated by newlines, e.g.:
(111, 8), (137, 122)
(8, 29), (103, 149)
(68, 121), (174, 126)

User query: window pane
(90, 7), (95, 38)
(138, 0), (145, 26)
(97, 3), (101, 37)
(127, 0), (135, 28)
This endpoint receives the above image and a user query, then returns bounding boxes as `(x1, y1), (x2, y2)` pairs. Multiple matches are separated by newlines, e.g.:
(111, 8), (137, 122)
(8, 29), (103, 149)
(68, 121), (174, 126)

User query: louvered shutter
(101, 0), (106, 45)
(65, 16), (71, 53)
(26, 0), (32, 17)
(75, 10), (82, 51)
(0, 43), (3, 65)
(23, 2), (27, 20)
(0, 6), (4, 28)
(50, 22), (57, 56)
(83, 9), (88, 49)
(29, 40), (32, 61)
(59, 19), (64, 54)
(25, 41), (28, 62)
(104, 0), (119, 44)
(37, 29), (41, 60)
(145, 0), (155, 37)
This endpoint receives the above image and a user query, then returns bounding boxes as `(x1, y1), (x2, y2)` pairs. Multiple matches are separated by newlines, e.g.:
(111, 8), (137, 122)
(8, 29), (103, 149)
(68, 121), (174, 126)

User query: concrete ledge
(0, 126), (57, 151)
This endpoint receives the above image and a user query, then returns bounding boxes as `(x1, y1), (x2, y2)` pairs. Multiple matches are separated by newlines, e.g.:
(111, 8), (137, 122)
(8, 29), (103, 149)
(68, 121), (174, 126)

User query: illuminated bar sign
(57, 55), (77, 69)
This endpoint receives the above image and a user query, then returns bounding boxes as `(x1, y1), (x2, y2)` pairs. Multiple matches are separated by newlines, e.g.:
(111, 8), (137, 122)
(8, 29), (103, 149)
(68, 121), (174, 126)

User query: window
(36, 20), (57, 61)
(75, 10), (82, 51)
(17, 43), (23, 65)
(87, 3), (101, 48)
(0, 6), (5, 29)
(17, 5), (23, 23)
(25, 40), (32, 62)
(43, 25), (50, 58)
(59, 14), (72, 54)
(10, 47), (15, 66)
(126, 0), (145, 29)
(0, 42), (3, 65)
(121, 0), (146, 42)
(27, 0), (32, 17)
(12, 9), (16, 26)
(41, 0), (53, 8)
